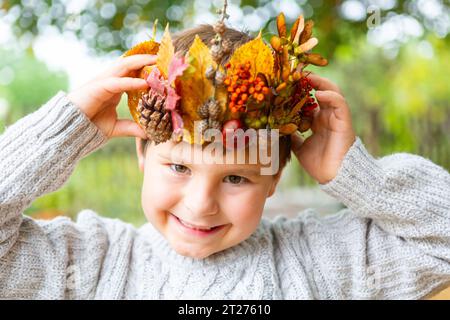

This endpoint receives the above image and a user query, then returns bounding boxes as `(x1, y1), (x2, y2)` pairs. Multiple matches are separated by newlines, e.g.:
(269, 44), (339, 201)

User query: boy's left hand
(290, 74), (356, 184)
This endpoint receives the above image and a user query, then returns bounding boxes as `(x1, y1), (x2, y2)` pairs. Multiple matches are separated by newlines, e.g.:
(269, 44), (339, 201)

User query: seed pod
(279, 123), (298, 135)
(290, 15), (305, 43)
(276, 82), (287, 92)
(305, 53), (328, 66)
(299, 20), (314, 45)
(276, 13), (287, 38)
(270, 36), (282, 52)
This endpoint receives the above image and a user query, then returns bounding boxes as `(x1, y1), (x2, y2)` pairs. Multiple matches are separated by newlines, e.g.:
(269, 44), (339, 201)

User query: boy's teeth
(179, 218), (213, 230)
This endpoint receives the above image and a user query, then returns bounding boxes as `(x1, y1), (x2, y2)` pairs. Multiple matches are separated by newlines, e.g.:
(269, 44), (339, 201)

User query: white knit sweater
(0, 91), (449, 299)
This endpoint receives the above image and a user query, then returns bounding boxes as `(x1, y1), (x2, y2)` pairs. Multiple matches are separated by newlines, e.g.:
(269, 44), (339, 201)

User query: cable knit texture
(1, 91), (449, 299)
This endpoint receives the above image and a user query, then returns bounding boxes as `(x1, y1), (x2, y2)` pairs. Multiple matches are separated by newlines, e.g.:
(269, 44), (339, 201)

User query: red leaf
(146, 67), (166, 95)
(166, 86), (180, 111)
(171, 110), (184, 133)
(168, 55), (189, 84)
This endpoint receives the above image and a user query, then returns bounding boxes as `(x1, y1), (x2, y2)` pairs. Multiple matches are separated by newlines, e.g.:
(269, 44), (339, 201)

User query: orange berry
(240, 85), (247, 92)
(233, 75), (239, 82)
(238, 100), (244, 105)
(235, 88), (241, 94)
(262, 87), (270, 94)
(224, 78), (231, 86)
(231, 93), (238, 101)
(231, 107), (238, 113)
(241, 93), (248, 101)
(248, 79), (254, 85)
(228, 86), (234, 92)
(255, 85), (262, 92)
(257, 93), (265, 102)
(249, 87), (255, 94)
(229, 102), (235, 109)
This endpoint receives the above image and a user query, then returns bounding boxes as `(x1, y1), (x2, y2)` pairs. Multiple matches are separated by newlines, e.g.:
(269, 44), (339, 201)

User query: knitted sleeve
(0, 91), (113, 298)
(272, 137), (450, 299)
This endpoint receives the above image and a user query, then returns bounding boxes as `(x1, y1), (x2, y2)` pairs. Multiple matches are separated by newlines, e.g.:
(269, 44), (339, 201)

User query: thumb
(111, 119), (147, 139)
(290, 132), (304, 159)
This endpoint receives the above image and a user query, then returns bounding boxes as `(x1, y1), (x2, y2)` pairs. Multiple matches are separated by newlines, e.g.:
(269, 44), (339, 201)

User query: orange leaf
(123, 40), (160, 125)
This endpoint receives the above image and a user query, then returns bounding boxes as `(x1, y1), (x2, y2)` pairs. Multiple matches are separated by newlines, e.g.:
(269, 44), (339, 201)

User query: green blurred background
(0, 0), (449, 226)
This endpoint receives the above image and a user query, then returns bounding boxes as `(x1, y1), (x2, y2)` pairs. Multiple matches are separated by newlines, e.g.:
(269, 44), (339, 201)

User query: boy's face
(136, 138), (282, 259)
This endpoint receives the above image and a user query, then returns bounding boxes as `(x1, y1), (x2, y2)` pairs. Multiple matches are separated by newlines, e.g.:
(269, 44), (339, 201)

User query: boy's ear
(267, 169), (283, 198)
(135, 137), (145, 173)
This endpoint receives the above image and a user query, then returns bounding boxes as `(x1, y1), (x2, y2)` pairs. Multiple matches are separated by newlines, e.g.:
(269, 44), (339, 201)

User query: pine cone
(211, 44), (224, 62)
(209, 119), (222, 131)
(207, 99), (222, 120)
(214, 70), (226, 85)
(198, 102), (209, 119)
(205, 66), (216, 80)
(221, 39), (232, 54)
(137, 90), (173, 144)
(195, 119), (209, 136)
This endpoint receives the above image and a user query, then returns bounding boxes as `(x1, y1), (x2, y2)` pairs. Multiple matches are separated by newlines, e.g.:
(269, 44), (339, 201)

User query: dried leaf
(156, 24), (175, 79)
(123, 40), (160, 57)
(177, 35), (216, 133)
(123, 40), (160, 124)
(228, 35), (274, 80)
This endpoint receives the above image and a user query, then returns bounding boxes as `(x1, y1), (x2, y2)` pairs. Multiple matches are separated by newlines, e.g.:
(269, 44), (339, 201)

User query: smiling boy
(0, 25), (449, 300)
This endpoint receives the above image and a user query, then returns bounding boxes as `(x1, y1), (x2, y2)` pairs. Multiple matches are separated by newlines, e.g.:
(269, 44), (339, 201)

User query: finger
(307, 73), (342, 94)
(315, 90), (351, 121)
(290, 132), (304, 156)
(114, 54), (157, 77)
(111, 119), (148, 139)
(98, 77), (149, 97)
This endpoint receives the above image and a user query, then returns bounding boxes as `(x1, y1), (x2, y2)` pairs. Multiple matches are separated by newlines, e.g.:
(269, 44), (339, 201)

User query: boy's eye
(223, 175), (248, 185)
(169, 164), (190, 174)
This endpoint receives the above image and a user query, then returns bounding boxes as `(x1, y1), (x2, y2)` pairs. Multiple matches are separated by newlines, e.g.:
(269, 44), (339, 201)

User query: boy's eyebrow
(157, 154), (262, 177)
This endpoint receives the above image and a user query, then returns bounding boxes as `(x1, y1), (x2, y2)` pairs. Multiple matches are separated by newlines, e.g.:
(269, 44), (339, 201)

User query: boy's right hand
(67, 54), (155, 139)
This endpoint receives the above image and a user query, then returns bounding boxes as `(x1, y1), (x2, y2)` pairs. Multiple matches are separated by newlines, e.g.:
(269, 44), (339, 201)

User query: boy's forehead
(151, 140), (275, 169)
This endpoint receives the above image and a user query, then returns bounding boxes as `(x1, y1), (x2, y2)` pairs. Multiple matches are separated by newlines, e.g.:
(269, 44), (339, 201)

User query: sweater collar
(138, 220), (268, 270)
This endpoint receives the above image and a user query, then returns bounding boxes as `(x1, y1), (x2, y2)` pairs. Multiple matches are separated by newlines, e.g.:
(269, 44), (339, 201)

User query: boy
(0, 25), (449, 299)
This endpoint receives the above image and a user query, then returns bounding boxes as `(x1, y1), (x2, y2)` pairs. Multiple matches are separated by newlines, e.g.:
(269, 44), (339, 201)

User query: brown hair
(140, 24), (292, 172)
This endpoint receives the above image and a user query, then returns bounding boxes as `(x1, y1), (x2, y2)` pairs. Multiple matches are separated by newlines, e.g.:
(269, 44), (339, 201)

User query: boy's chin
(172, 244), (217, 260)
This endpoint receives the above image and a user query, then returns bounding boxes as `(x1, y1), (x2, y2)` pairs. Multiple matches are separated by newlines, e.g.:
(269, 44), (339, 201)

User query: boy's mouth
(169, 213), (225, 236)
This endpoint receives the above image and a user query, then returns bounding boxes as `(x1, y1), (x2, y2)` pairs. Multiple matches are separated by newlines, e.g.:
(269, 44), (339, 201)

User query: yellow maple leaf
(228, 32), (275, 81)
(156, 24), (175, 79)
(177, 35), (216, 139)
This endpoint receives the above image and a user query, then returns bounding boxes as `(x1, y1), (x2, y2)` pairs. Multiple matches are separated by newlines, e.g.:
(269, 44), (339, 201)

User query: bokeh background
(0, 0), (449, 223)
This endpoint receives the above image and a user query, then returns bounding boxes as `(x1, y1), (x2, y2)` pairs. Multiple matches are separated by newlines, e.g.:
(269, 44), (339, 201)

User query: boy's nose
(182, 181), (219, 217)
